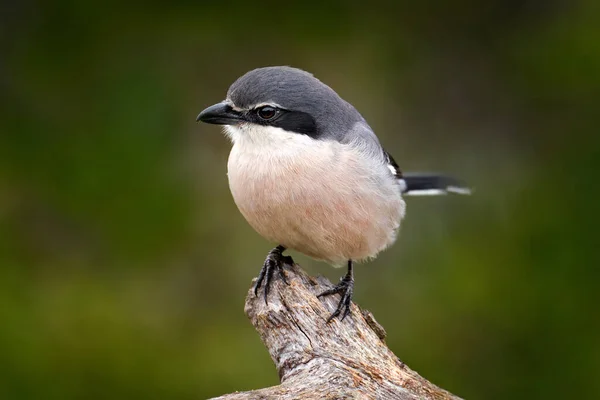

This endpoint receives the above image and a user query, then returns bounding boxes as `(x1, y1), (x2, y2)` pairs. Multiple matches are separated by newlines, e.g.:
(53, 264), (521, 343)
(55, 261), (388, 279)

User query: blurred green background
(1, 0), (599, 399)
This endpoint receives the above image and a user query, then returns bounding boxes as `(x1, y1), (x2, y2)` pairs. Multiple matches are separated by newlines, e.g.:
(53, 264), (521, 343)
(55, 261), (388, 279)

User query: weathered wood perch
(210, 262), (462, 400)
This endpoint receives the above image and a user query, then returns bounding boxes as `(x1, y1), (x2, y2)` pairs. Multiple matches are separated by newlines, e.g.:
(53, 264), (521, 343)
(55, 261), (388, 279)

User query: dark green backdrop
(1, 1), (599, 399)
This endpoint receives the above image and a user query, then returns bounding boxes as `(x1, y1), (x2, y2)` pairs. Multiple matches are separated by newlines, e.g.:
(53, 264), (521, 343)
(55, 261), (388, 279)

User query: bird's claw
(253, 245), (292, 304)
(318, 274), (354, 322)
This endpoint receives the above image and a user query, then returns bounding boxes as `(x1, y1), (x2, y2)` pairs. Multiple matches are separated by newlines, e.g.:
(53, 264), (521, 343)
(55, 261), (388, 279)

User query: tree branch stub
(210, 262), (461, 400)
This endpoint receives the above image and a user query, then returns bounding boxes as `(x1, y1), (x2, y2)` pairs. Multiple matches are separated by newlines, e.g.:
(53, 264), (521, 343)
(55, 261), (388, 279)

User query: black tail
(399, 173), (472, 196)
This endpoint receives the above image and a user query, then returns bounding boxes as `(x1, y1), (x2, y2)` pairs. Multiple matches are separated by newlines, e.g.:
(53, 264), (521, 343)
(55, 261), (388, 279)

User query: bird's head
(197, 66), (362, 142)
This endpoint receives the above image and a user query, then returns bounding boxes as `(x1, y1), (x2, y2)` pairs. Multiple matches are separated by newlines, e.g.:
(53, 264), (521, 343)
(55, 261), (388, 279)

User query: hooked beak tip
(197, 102), (241, 125)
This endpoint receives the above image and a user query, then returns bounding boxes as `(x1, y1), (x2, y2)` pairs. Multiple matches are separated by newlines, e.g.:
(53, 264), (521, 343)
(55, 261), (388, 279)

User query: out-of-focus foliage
(1, 1), (599, 399)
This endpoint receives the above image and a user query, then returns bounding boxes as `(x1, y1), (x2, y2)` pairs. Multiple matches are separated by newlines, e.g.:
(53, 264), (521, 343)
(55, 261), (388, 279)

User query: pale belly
(227, 136), (405, 265)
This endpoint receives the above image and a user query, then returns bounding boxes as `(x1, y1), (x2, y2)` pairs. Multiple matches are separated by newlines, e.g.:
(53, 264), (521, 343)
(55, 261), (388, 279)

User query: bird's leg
(253, 245), (293, 304)
(318, 260), (354, 322)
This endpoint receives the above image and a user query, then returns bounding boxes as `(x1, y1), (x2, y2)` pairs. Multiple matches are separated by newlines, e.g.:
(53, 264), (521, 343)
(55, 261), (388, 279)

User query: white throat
(224, 123), (318, 153)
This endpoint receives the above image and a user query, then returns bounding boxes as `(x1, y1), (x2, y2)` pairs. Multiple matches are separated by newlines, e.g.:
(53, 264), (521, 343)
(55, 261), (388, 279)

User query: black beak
(196, 102), (242, 125)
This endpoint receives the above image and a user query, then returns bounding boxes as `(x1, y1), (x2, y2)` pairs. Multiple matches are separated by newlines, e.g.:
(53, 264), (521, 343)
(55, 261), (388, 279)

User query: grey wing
(340, 121), (389, 163)
(340, 122), (405, 182)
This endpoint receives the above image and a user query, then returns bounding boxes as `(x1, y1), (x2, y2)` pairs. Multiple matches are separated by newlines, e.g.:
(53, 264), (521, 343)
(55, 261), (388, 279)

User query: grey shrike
(197, 66), (470, 321)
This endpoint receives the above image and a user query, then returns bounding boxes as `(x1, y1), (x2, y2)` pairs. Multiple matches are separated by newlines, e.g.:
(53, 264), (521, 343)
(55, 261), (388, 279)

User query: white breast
(225, 124), (405, 265)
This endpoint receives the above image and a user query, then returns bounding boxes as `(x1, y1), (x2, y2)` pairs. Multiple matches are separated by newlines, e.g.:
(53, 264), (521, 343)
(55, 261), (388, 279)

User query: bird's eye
(257, 106), (278, 120)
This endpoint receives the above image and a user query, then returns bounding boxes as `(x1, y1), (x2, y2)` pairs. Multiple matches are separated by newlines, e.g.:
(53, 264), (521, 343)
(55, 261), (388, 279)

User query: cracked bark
(210, 262), (462, 400)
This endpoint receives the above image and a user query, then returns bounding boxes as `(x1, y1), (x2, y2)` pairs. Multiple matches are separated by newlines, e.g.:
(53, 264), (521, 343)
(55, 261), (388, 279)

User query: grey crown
(227, 67), (371, 139)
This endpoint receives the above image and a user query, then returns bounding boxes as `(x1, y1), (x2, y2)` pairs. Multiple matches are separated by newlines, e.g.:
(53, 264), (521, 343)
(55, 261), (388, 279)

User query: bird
(197, 66), (470, 322)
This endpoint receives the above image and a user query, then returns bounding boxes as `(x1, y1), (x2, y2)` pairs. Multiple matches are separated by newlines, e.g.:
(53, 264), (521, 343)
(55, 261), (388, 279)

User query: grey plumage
(229, 68), (364, 137)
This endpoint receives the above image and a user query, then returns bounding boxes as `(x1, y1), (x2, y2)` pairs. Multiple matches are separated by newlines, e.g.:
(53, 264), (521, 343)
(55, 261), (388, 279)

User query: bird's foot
(318, 273), (354, 322)
(253, 245), (293, 304)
